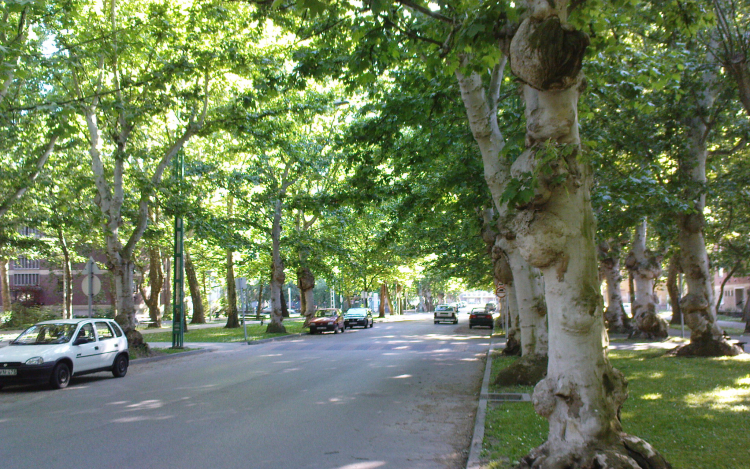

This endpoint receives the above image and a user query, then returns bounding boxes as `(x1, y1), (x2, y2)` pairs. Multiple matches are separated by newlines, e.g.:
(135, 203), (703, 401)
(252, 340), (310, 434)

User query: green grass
(717, 314), (743, 323)
(142, 322), (306, 343)
(483, 350), (750, 469)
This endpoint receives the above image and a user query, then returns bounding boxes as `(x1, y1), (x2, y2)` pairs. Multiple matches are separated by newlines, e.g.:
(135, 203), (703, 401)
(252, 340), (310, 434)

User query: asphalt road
(0, 314), (492, 469)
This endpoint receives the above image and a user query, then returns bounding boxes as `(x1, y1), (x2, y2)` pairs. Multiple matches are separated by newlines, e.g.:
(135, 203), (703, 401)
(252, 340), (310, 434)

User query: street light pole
(172, 151), (185, 349)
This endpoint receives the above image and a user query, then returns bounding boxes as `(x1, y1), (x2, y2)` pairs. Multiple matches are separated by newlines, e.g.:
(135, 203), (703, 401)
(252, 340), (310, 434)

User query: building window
(14, 273), (39, 286)
(14, 257), (40, 269)
(18, 227), (41, 238)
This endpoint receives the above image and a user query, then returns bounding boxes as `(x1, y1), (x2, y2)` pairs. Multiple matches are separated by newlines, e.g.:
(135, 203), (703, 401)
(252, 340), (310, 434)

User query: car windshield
(436, 306), (452, 311)
(12, 323), (77, 345)
(346, 309), (366, 315)
(315, 310), (336, 318)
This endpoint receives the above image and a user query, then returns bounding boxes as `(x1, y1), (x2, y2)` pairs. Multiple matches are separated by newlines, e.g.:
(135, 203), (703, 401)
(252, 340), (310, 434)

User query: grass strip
(483, 349), (750, 469)
(142, 322), (306, 343)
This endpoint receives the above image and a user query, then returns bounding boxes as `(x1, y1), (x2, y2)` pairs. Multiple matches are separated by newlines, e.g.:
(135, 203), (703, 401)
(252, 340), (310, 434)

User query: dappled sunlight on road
(335, 462), (386, 469)
(111, 415), (174, 423)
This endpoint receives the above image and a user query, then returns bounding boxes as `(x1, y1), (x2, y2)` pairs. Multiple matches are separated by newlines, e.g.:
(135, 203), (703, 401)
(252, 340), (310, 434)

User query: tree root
(494, 353), (547, 387)
(669, 338), (744, 357)
(265, 322), (286, 334)
(503, 336), (523, 356)
(515, 433), (672, 469)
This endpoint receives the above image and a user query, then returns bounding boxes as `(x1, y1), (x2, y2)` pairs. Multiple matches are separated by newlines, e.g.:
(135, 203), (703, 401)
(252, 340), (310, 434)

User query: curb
(245, 333), (305, 345)
(466, 337), (495, 469)
(131, 347), (211, 365)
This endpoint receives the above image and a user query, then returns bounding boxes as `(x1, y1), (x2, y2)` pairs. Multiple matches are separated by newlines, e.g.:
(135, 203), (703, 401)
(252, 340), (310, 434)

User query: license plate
(0, 368), (17, 376)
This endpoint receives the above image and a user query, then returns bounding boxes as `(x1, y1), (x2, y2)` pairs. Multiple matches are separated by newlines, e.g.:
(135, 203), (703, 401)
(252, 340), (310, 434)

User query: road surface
(0, 314), (492, 469)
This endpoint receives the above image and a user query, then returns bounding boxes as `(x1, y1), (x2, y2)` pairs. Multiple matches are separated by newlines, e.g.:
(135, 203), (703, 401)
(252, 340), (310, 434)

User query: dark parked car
(469, 307), (494, 329)
(344, 308), (373, 329)
(309, 308), (345, 334)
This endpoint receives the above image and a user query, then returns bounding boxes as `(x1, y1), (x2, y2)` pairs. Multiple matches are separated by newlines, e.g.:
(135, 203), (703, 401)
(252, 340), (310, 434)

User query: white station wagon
(0, 318), (129, 390)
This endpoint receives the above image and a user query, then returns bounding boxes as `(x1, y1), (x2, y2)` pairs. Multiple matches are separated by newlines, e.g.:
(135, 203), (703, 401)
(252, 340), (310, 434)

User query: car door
(72, 323), (99, 373)
(94, 321), (121, 368)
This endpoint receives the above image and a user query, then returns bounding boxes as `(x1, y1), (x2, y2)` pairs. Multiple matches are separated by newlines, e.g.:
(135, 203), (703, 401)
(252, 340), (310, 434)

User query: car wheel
(453, 320), (458, 324)
(50, 362), (71, 390)
(0, 384), (4, 391)
(112, 354), (129, 378)
(469, 325), (473, 329)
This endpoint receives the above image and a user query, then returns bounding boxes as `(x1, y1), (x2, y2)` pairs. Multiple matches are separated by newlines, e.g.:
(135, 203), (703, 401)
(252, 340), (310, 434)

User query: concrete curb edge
(131, 347), (211, 365)
(466, 337), (494, 469)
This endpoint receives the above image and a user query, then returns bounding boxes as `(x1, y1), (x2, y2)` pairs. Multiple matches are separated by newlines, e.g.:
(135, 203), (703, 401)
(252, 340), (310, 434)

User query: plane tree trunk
(138, 246), (163, 328)
(298, 266), (315, 326)
(185, 247), (205, 324)
(224, 248), (239, 328)
(57, 230), (73, 319)
(667, 253), (683, 325)
(675, 43), (742, 357)
(625, 220), (668, 338)
(598, 240), (628, 333)
(0, 258), (9, 315)
(267, 196), (287, 334)
(508, 3), (671, 467)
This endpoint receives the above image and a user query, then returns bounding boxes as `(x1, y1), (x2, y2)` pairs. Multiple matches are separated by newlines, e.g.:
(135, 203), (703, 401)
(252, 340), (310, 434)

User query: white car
(434, 304), (458, 324)
(0, 318), (129, 390)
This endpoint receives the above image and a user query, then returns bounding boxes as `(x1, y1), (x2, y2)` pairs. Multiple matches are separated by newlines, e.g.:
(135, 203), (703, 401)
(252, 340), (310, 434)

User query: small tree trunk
(598, 240), (628, 333)
(0, 258), (9, 315)
(267, 197), (286, 334)
(139, 247), (163, 328)
(378, 284), (386, 318)
(743, 298), (750, 334)
(625, 220), (668, 338)
(298, 267), (315, 326)
(57, 230), (73, 319)
(507, 249), (548, 357)
(224, 248), (239, 328)
(667, 253), (683, 325)
(256, 278), (264, 319)
(185, 247), (205, 324)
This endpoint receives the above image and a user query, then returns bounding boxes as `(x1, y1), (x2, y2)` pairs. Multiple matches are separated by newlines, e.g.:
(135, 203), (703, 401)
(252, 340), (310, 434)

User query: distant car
(622, 303), (632, 315)
(309, 308), (345, 334)
(344, 308), (374, 329)
(0, 318), (129, 391)
(469, 308), (494, 329)
(485, 302), (497, 312)
(434, 304), (458, 324)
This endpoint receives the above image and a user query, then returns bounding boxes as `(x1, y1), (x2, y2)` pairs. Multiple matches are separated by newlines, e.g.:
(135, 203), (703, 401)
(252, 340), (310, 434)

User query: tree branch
(0, 134), (58, 218)
(394, 0), (454, 24)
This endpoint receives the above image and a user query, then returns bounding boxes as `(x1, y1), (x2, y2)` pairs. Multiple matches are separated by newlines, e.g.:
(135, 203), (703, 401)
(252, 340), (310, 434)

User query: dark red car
(309, 308), (345, 334)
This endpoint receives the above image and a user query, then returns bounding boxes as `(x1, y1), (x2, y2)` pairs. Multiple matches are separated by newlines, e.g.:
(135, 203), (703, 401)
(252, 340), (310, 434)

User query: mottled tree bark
(139, 246), (163, 328)
(57, 231), (73, 319)
(598, 240), (628, 333)
(625, 220), (668, 338)
(224, 248), (239, 328)
(675, 44), (742, 356)
(509, 3), (670, 467)
(667, 254), (683, 325)
(185, 247), (205, 324)
(267, 201), (287, 333)
(0, 258), (9, 315)
(297, 266), (315, 326)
